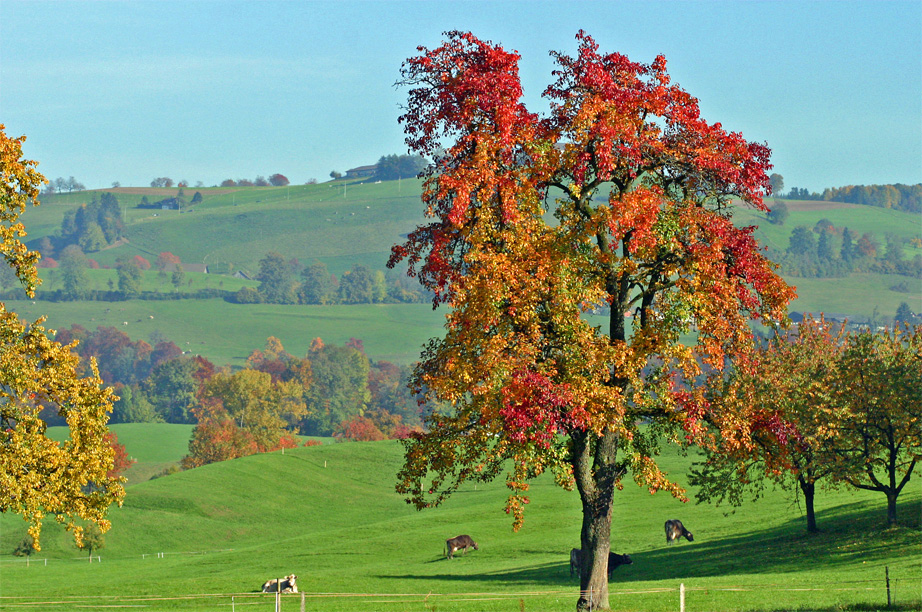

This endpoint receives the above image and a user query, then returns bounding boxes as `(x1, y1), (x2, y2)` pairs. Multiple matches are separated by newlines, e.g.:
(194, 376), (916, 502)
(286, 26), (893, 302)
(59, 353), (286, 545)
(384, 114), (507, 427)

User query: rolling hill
(0, 430), (918, 611)
(13, 182), (922, 367)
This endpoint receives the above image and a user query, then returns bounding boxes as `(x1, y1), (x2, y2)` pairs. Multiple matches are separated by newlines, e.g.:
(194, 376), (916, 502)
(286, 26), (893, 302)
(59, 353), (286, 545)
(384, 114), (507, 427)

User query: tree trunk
(798, 477), (818, 533)
(572, 429), (622, 611)
(886, 491), (898, 526)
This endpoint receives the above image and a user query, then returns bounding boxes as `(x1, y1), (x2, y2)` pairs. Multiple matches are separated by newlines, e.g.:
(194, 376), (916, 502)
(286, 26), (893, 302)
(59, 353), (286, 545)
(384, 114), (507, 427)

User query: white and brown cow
(261, 574), (298, 593)
(665, 519), (694, 544)
(445, 534), (478, 559)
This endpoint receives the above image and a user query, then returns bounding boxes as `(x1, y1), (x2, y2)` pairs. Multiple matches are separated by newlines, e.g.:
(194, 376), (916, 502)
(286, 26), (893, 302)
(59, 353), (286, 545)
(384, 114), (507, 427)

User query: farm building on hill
(345, 164), (377, 179)
(159, 262), (208, 274)
(789, 311), (884, 330)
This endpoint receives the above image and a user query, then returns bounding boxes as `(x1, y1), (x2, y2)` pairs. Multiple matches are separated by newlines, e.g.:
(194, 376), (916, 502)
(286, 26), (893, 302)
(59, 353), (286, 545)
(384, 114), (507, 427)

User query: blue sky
(1, 1), (919, 192)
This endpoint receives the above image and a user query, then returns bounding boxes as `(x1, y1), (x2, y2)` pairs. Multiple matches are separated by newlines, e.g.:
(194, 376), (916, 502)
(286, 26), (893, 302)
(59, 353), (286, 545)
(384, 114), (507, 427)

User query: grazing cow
(569, 548), (581, 577)
(261, 574), (298, 593)
(445, 534), (478, 559)
(665, 519), (694, 544)
(569, 548), (633, 578)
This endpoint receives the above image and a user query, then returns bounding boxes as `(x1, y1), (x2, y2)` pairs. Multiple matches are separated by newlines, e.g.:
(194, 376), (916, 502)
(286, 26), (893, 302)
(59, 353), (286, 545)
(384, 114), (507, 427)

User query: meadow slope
(0, 434), (918, 612)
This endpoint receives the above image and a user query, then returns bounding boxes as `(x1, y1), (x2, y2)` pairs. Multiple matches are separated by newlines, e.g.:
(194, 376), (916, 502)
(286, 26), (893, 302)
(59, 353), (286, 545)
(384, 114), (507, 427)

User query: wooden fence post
(680, 583), (685, 612)
(886, 566), (891, 607)
(301, 591), (306, 612)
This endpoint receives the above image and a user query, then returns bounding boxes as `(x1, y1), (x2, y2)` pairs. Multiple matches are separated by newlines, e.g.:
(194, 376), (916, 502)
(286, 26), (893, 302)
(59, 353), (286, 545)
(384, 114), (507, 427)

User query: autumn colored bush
(106, 432), (135, 478)
(337, 415), (385, 442)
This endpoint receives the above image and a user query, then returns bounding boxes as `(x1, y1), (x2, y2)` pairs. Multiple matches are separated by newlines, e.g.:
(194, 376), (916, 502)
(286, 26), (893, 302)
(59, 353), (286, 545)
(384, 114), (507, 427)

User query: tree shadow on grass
(380, 497), (920, 586)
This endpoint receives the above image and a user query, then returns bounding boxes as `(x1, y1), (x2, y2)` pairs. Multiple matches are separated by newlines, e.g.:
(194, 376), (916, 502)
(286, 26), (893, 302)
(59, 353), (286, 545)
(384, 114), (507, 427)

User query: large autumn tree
(0, 125), (125, 549)
(389, 32), (793, 610)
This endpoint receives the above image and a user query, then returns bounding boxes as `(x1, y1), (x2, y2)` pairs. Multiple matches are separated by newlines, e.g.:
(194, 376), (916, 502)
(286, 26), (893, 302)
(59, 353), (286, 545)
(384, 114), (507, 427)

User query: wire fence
(0, 576), (918, 612)
(1, 552), (918, 611)
(0, 547), (235, 566)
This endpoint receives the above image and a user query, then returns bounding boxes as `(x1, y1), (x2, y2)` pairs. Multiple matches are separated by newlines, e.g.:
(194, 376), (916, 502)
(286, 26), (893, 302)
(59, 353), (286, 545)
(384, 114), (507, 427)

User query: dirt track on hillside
(107, 187), (240, 196)
(772, 199), (862, 212)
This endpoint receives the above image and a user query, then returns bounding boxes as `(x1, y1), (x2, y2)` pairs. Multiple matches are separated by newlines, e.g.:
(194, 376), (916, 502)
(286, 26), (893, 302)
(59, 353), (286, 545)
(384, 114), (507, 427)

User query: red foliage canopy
(389, 31), (795, 610)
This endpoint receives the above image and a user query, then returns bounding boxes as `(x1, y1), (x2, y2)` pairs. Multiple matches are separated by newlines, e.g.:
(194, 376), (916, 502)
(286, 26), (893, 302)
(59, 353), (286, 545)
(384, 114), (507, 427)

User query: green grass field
(28, 181), (427, 276)
(34, 267), (256, 294)
(736, 199), (922, 256)
(4, 299), (448, 366)
(0, 428), (918, 612)
(7, 186), (918, 372)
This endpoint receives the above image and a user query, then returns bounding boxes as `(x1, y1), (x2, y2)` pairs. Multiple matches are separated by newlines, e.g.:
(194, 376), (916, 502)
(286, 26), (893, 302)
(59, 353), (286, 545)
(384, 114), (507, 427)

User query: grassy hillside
(3, 298), (447, 366)
(45, 424), (328, 485)
(0, 435), (918, 611)
(12, 185), (921, 369)
(736, 199), (922, 257)
(28, 181), (427, 277)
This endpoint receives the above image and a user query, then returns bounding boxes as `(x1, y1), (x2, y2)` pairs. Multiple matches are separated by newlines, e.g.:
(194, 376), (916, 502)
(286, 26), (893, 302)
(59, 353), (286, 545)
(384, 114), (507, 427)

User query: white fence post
(301, 591), (305, 612)
(680, 583), (685, 612)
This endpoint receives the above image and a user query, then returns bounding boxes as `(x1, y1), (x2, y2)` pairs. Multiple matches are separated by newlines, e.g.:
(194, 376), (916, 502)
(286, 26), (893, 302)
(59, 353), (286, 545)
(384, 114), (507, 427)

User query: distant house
(157, 197), (181, 210)
(161, 262), (208, 274)
(345, 164), (377, 179)
(233, 270), (254, 280)
(790, 311), (868, 328)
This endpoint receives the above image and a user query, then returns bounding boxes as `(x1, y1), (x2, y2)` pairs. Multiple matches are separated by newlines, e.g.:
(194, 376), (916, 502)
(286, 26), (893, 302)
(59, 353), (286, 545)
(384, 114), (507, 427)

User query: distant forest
(784, 183), (921, 213)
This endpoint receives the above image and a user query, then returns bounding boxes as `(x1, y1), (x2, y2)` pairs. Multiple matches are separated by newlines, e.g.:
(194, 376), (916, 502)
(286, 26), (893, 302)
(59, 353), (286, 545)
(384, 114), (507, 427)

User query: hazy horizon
(2, 0), (919, 193)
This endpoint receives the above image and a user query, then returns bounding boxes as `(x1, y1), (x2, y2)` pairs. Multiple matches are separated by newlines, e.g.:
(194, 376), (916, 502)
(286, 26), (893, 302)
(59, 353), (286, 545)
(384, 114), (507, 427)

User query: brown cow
(665, 519), (694, 544)
(569, 548), (633, 577)
(445, 534), (478, 559)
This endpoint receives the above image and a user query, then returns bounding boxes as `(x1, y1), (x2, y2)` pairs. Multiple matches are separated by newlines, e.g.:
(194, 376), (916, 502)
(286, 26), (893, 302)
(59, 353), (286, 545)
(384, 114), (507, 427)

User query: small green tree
(301, 339), (370, 436)
(144, 358), (197, 423)
(256, 252), (298, 304)
(13, 535), (36, 559)
(769, 173), (784, 196)
(830, 326), (922, 526)
(76, 522), (105, 562)
(117, 259), (142, 296)
(78, 222), (107, 252)
(60, 245), (90, 300)
(171, 264), (185, 290)
(338, 264), (375, 304)
(767, 199), (789, 225)
(788, 226), (817, 257)
(894, 302), (913, 326)
(299, 262), (337, 304)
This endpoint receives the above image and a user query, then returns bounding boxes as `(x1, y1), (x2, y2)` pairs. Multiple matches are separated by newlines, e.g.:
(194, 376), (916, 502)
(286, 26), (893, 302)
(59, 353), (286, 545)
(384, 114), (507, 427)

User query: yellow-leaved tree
(0, 125), (125, 549)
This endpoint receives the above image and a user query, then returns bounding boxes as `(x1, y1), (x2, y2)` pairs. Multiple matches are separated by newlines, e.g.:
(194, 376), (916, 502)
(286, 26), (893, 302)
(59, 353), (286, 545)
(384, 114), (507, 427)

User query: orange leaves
(391, 31), (794, 530)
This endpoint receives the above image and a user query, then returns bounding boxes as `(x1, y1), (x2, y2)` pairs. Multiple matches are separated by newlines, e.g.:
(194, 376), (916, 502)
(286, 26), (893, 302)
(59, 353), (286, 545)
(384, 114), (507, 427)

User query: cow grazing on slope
(569, 548), (633, 578)
(665, 519), (694, 544)
(261, 574), (298, 593)
(445, 534), (478, 559)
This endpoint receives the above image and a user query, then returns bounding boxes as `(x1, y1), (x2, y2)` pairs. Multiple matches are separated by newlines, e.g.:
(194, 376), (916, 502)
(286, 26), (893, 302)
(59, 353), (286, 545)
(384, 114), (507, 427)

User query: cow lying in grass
(569, 549), (633, 578)
(261, 574), (298, 593)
